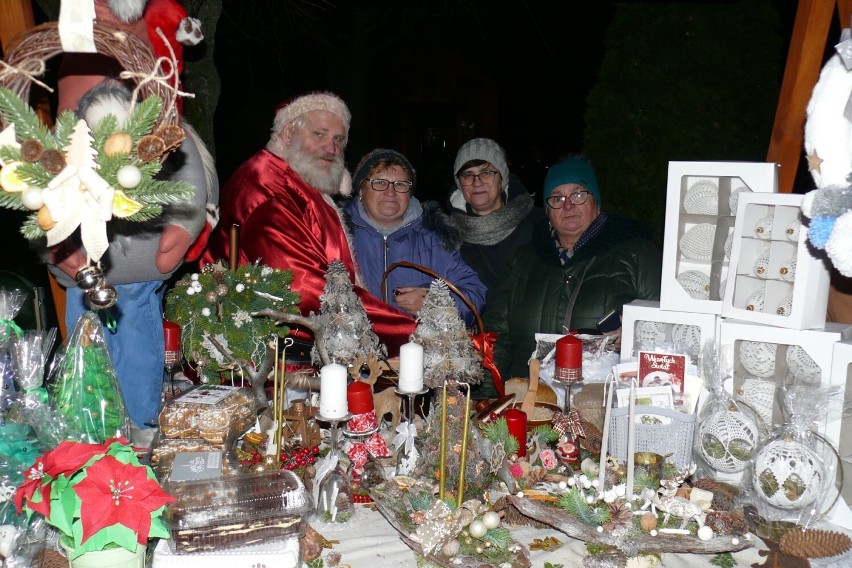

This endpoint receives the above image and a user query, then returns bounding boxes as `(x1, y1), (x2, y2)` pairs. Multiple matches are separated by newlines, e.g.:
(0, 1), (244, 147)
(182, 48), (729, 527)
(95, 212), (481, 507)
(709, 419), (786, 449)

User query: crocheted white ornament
(676, 270), (710, 299)
(724, 230), (733, 260)
(778, 257), (796, 282)
(679, 224), (716, 260)
(729, 186), (752, 215)
(736, 378), (775, 427)
(634, 321), (668, 344)
(745, 287), (766, 312)
(739, 340), (777, 378)
(753, 247), (771, 279)
(752, 438), (823, 509)
(698, 409), (761, 473)
(684, 180), (719, 214)
(719, 278), (727, 300)
(775, 294), (793, 317)
(671, 323), (701, 358)
(785, 218), (801, 241)
(785, 345), (822, 383)
(754, 215), (774, 240)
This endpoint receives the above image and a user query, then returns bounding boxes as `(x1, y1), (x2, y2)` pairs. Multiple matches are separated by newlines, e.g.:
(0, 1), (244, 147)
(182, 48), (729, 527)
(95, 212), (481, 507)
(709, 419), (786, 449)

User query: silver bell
(87, 284), (118, 309)
(76, 265), (105, 290)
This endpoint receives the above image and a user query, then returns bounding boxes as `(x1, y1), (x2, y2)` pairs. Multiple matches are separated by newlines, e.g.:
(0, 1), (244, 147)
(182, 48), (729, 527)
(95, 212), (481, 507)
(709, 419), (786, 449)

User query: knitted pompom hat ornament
(453, 138), (510, 196)
(543, 157), (602, 208)
(274, 91), (352, 131)
(352, 149), (416, 193)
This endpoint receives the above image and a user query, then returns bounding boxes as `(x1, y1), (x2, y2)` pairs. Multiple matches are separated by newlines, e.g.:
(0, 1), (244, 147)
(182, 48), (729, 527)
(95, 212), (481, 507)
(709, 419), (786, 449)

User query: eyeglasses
(546, 191), (591, 209)
(368, 178), (413, 193)
(457, 170), (499, 186)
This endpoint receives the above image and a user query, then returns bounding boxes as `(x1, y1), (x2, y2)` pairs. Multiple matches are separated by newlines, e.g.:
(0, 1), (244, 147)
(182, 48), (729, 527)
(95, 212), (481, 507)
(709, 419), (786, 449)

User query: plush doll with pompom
(802, 22), (852, 277)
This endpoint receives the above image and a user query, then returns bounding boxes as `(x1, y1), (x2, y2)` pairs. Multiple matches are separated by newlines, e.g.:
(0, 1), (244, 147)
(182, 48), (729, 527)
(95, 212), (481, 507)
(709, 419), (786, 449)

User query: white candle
(625, 379), (637, 500)
(319, 363), (348, 419)
(598, 376), (616, 491)
(398, 341), (424, 393)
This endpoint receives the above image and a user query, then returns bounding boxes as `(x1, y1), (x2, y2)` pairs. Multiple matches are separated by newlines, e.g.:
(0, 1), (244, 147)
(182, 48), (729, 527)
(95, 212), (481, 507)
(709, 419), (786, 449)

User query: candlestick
(438, 381), (448, 500)
(398, 341), (424, 393)
(625, 378), (637, 499)
(502, 408), (528, 458)
(320, 363), (349, 419)
(456, 384), (472, 507)
(598, 375), (616, 492)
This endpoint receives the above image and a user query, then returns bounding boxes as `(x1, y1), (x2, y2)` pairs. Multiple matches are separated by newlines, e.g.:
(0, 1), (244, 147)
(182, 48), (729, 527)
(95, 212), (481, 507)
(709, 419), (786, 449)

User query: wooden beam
(766, 0), (835, 194)
(0, 0), (34, 53)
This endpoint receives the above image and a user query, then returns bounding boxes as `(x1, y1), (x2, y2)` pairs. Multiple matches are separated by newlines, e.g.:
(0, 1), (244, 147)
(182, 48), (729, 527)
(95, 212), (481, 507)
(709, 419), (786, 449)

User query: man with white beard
(200, 92), (416, 356)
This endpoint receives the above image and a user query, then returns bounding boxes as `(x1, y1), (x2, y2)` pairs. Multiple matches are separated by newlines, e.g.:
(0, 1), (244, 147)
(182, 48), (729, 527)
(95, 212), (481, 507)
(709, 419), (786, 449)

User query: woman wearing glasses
(484, 156), (662, 382)
(448, 138), (545, 311)
(345, 149), (486, 326)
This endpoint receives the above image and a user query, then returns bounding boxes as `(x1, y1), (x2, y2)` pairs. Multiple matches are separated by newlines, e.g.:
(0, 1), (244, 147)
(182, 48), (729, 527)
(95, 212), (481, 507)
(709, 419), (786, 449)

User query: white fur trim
(805, 54), (852, 188)
(176, 17), (203, 46)
(826, 211), (852, 277)
(339, 169), (352, 197)
(322, 192), (364, 287)
(801, 189), (816, 217)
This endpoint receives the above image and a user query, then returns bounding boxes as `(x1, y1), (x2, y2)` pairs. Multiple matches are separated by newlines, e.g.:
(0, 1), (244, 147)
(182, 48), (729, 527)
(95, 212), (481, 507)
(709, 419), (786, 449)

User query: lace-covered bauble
(719, 278), (727, 300)
(676, 270), (710, 299)
(779, 257), (796, 282)
(753, 247), (771, 279)
(634, 321), (668, 344)
(684, 180), (719, 214)
(698, 409), (761, 473)
(785, 218), (801, 241)
(671, 324), (702, 358)
(754, 215), (774, 240)
(736, 378), (775, 427)
(785, 345), (821, 383)
(729, 186), (751, 215)
(752, 437), (823, 509)
(739, 341), (777, 378)
(745, 287), (766, 312)
(679, 224), (716, 260)
(775, 294), (793, 317)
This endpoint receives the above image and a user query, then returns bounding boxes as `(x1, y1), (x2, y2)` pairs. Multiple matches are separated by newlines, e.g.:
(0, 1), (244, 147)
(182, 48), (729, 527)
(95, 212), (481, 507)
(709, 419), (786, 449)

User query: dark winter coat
(448, 174), (546, 315)
(483, 214), (662, 382)
(344, 197), (487, 328)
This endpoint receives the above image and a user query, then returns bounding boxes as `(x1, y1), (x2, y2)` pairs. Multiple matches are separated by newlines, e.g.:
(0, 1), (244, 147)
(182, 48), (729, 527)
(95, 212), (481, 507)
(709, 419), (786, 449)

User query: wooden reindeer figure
(648, 464), (704, 530)
(349, 353), (401, 430)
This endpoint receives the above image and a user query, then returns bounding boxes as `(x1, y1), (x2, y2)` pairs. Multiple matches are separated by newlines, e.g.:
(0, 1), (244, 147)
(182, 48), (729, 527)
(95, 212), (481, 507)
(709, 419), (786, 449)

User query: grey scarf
(449, 191), (534, 245)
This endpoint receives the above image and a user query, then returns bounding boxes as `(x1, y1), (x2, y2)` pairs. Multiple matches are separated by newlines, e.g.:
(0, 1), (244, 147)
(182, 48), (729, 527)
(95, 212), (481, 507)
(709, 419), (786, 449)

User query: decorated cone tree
(51, 312), (130, 443)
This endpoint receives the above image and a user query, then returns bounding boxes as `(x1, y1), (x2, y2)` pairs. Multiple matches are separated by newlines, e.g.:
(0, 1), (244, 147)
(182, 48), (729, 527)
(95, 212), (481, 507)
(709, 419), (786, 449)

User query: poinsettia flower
(41, 440), (110, 478)
(73, 455), (174, 545)
(14, 458), (50, 515)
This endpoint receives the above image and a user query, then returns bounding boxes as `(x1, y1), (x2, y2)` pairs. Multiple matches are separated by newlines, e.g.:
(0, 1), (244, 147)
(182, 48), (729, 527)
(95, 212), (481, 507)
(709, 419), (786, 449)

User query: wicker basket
(1, 21), (178, 136)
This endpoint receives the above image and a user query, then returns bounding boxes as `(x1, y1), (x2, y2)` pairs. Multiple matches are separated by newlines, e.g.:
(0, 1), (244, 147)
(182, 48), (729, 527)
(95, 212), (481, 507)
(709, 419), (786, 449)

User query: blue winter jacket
(344, 196), (487, 328)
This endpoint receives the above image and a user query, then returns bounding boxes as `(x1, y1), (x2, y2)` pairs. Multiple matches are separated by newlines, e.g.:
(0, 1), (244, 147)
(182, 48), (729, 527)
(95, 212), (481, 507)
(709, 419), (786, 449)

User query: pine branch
(0, 146), (21, 164)
(483, 417), (519, 457)
(21, 215), (42, 240)
(123, 204), (163, 222)
(0, 192), (25, 211)
(128, 179), (194, 204)
(53, 111), (78, 147)
(0, 88), (52, 146)
(533, 424), (560, 444)
(126, 96), (162, 139)
(556, 487), (610, 526)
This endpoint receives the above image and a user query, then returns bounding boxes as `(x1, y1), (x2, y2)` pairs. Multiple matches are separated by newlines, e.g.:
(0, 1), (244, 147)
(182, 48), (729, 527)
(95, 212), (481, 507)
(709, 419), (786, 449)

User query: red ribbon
(553, 410), (585, 439)
(471, 331), (503, 396)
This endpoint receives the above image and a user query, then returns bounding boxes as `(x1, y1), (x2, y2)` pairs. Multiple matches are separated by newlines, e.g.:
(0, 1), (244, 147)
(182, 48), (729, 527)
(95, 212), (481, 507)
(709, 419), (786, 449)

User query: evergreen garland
(482, 417), (519, 457)
(0, 87), (194, 240)
(556, 487), (611, 526)
(164, 261), (300, 384)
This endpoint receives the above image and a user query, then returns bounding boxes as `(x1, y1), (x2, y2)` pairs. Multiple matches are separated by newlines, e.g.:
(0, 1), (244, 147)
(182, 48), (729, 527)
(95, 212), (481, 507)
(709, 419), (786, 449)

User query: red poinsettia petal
(73, 456), (173, 544)
(42, 441), (109, 478)
(14, 458), (47, 514)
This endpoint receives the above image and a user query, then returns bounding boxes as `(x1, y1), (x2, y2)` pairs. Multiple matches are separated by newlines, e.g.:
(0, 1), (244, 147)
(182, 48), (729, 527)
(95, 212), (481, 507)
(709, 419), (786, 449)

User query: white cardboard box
(825, 340), (852, 529)
(661, 161), (778, 315)
(620, 299), (719, 365)
(722, 192), (830, 330)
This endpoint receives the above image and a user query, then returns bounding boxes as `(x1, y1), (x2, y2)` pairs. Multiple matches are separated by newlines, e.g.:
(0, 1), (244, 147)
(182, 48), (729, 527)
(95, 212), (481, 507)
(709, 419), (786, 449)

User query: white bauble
(20, 186), (43, 210)
(116, 164), (142, 188)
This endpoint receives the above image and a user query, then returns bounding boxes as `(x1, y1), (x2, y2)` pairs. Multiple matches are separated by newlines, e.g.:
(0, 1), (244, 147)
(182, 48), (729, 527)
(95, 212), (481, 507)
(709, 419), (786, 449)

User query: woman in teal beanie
(482, 155), (662, 385)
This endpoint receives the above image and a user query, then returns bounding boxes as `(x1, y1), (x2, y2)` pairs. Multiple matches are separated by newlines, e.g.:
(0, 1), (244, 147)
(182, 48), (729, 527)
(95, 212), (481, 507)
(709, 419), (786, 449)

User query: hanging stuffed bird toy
(802, 19), (852, 277)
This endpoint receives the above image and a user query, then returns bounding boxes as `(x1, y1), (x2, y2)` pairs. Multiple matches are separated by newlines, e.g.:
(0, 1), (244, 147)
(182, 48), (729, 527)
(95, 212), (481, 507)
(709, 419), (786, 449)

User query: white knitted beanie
(453, 138), (509, 195)
(275, 91), (351, 130)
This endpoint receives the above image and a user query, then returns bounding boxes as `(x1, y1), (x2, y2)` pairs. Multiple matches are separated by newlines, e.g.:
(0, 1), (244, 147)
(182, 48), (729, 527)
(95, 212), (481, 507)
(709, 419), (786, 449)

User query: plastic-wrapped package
(48, 312), (130, 443)
(742, 380), (844, 529)
(0, 289), (25, 346)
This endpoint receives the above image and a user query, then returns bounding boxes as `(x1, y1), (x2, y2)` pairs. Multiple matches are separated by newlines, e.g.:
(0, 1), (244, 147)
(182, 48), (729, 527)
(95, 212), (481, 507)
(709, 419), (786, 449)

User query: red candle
(347, 380), (374, 414)
(555, 335), (583, 383)
(163, 319), (181, 352)
(502, 408), (527, 457)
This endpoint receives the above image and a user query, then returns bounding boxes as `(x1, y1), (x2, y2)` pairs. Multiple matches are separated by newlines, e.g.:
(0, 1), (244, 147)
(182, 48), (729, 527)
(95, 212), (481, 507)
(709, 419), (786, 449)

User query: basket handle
(380, 261), (484, 333)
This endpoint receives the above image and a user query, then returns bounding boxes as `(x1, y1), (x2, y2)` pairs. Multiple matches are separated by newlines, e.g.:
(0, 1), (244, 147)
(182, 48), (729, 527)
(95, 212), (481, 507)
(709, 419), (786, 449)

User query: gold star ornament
(806, 149), (823, 173)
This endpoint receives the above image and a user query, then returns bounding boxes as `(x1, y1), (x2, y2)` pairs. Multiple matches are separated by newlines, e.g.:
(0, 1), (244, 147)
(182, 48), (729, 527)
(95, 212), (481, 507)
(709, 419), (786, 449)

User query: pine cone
(691, 478), (736, 511)
(492, 495), (549, 528)
(580, 420), (602, 454)
(136, 134), (166, 162)
(20, 138), (44, 162)
(604, 502), (633, 529)
(33, 549), (67, 568)
(704, 510), (748, 535)
(778, 528), (852, 559)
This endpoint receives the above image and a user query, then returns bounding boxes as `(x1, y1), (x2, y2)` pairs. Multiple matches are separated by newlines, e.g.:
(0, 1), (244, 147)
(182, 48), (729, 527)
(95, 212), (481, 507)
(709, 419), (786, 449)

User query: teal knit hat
(543, 157), (601, 207)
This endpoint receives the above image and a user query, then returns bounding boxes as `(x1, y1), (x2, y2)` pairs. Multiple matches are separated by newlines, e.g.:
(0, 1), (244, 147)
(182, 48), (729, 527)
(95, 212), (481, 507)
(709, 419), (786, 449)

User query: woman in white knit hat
(448, 138), (545, 313)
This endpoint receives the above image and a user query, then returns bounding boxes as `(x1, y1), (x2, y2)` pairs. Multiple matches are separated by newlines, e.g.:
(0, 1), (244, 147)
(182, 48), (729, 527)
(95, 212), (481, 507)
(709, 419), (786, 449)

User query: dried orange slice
(112, 190), (143, 218)
(0, 161), (27, 193)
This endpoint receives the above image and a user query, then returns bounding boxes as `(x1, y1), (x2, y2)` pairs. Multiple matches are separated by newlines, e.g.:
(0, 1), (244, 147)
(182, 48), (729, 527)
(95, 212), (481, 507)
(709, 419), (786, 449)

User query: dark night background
(1, 0), (839, 324)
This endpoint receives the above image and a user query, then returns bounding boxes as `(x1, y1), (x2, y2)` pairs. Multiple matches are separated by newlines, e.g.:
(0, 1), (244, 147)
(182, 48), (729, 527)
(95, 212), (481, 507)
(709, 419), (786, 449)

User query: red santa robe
(200, 150), (416, 356)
